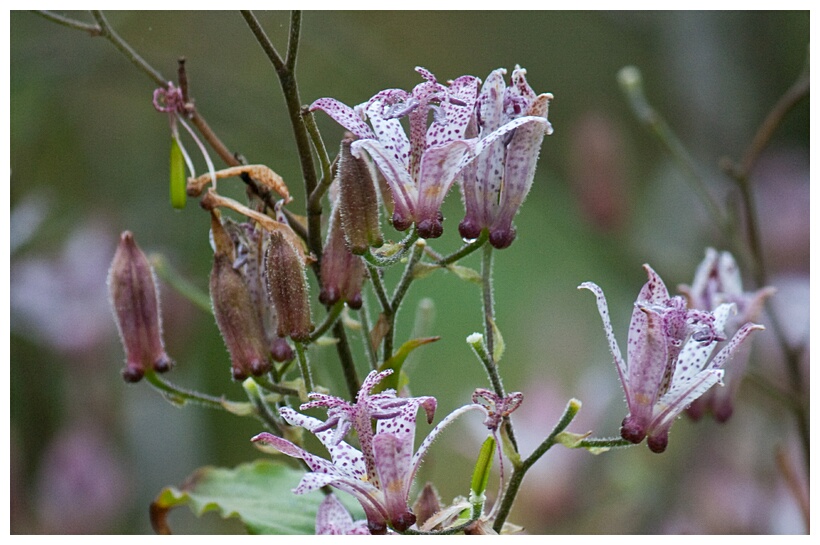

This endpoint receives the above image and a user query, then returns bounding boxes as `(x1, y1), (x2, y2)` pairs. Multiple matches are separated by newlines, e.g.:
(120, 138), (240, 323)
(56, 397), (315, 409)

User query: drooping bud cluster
(208, 211), (272, 381)
(265, 231), (313, 342)
(108, 231), (173, 383)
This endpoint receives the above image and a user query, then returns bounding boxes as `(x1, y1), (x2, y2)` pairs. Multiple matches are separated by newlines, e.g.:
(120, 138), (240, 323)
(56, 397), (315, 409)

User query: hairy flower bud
(209, 211), (271, 380)
(265, 231), (313, 342)
(320, 192), (366, 310)
(107, 231), (173, 383)
(337, 138), (383, 254)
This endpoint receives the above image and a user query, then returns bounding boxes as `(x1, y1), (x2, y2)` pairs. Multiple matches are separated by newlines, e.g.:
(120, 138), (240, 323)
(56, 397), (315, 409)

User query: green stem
(358, 301), (379, 371)
(367, 263), (392, 314)
(294, 342), (314, 394)
(304, 108), (334, 211)
(575, 437), (633, 450)
(309, 300), (345, 342)
(333, 321), (361, 399)
(143, 369), (230, 410)
(240, 10), (323, 266)
(492, 399), (581, 532)
(253, 375), (301, 398)
(479, 242), (519, 453)
(617, 66), (727, 231)
(149, 254), (212, 313)
(718, 50), (810, 478)
(380, 240), (426, 361)
(434, 230), (488, 266)
(362, 229), (419, 268)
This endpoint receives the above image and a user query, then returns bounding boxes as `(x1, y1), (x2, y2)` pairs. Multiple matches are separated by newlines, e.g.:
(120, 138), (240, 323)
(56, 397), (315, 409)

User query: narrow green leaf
(373, 336), (440, 393)
(150, 459), (362, 534)
(489, 317), (505, 363)
(170, 137), (187, 209)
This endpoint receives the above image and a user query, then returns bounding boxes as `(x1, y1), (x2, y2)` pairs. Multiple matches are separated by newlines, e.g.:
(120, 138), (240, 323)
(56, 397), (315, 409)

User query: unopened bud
(412, 483), (442, 529)
(319, 204), (366, 310)
(265, 231), (313, 342)
(209, 212), (271, 381)
(108, 231), (173, 382)
(337, 138), (383, 254)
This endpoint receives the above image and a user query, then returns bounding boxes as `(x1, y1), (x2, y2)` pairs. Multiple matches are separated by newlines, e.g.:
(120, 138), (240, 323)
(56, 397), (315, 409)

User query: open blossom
(679, 248), (775, 422)
(579, 264), (764, 453)
(459, 67), (553, 249)
(311, 67), (547, 240)
(252, 370), (484, 534)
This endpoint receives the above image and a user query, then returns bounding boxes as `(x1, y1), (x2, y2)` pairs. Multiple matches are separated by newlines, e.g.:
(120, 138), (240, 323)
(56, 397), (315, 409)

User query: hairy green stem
(143, 369), (228, 409)
(479, 242), (518, 454)
(492, 399), (580, 532)
(294, 342), (314, 394)
(309, 300), (345, 342)
(433, 230), (488, 266)
(362, 229), (420, 268)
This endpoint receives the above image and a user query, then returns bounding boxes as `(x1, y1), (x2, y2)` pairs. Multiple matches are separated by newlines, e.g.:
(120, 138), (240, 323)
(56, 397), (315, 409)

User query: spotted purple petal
(310, 98), (376, 140)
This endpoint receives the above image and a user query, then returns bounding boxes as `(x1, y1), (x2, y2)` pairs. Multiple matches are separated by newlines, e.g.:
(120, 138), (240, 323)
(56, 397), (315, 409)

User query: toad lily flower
(579, 264), (764, 453)
(311, 67), (478, 239)
(252, 370), (485, 534)
(460, 66), (554, 249)
(679, 248), (775, 422)
(311, 67), (547, 240)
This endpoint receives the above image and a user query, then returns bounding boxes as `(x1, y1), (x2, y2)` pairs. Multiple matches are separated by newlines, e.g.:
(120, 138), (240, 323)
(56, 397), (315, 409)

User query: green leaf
(489, 317), (505, 363)
(373, 336), (440, 393)
(554, 430), (592, 449)
(446, 264), (482, 284)
(150, 459), (362, 534)
(169, 137), (187, 209)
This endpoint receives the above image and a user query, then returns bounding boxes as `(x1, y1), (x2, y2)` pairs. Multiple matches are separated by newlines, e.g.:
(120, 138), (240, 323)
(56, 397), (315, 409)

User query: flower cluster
(679, 248), (775, 421)
(580, 264), (764, 453)
(253, 370), (485, 534)
(311, 66), (552, 246)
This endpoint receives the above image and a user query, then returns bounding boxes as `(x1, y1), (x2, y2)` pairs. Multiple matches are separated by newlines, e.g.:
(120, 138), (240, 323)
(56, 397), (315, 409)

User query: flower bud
(107, 231), (173, 383)
(209, 211), (271, 380)
(337, 138), (383, 254)
(265, 231), (313, 342)
(319, 201), (366, 310)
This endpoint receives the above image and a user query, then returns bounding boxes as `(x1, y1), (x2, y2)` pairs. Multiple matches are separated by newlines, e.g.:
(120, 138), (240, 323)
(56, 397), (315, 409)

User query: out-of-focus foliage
(10, 11), (808, 534)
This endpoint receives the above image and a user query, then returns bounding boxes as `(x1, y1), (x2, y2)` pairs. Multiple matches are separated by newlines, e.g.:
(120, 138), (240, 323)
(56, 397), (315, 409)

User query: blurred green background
(10, 11), (809, 534)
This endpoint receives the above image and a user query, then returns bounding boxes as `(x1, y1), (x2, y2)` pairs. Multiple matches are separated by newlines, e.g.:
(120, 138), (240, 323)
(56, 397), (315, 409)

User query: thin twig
(34, 10), (102, 35)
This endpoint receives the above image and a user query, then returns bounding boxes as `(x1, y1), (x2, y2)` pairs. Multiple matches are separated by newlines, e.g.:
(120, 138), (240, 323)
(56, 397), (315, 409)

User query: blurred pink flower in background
(11, 220), (116, 355)
(34, 424), (130, 534)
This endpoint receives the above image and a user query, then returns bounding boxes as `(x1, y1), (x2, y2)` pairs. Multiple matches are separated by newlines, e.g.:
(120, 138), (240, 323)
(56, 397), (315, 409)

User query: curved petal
(410, 403), (487, 486)
(490, 116), (551, 239)
(352, 139), (417, 228)
(706, 321), (765, 371)
(365, 100), (411, 171)
(310, 98), (375, 140)
(578, 282), (629, 403)
(650, 368), (724, 435)
(627, 305), (670, 426)
(415, 140), (473, 237)
(372, 433), (415, 531)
